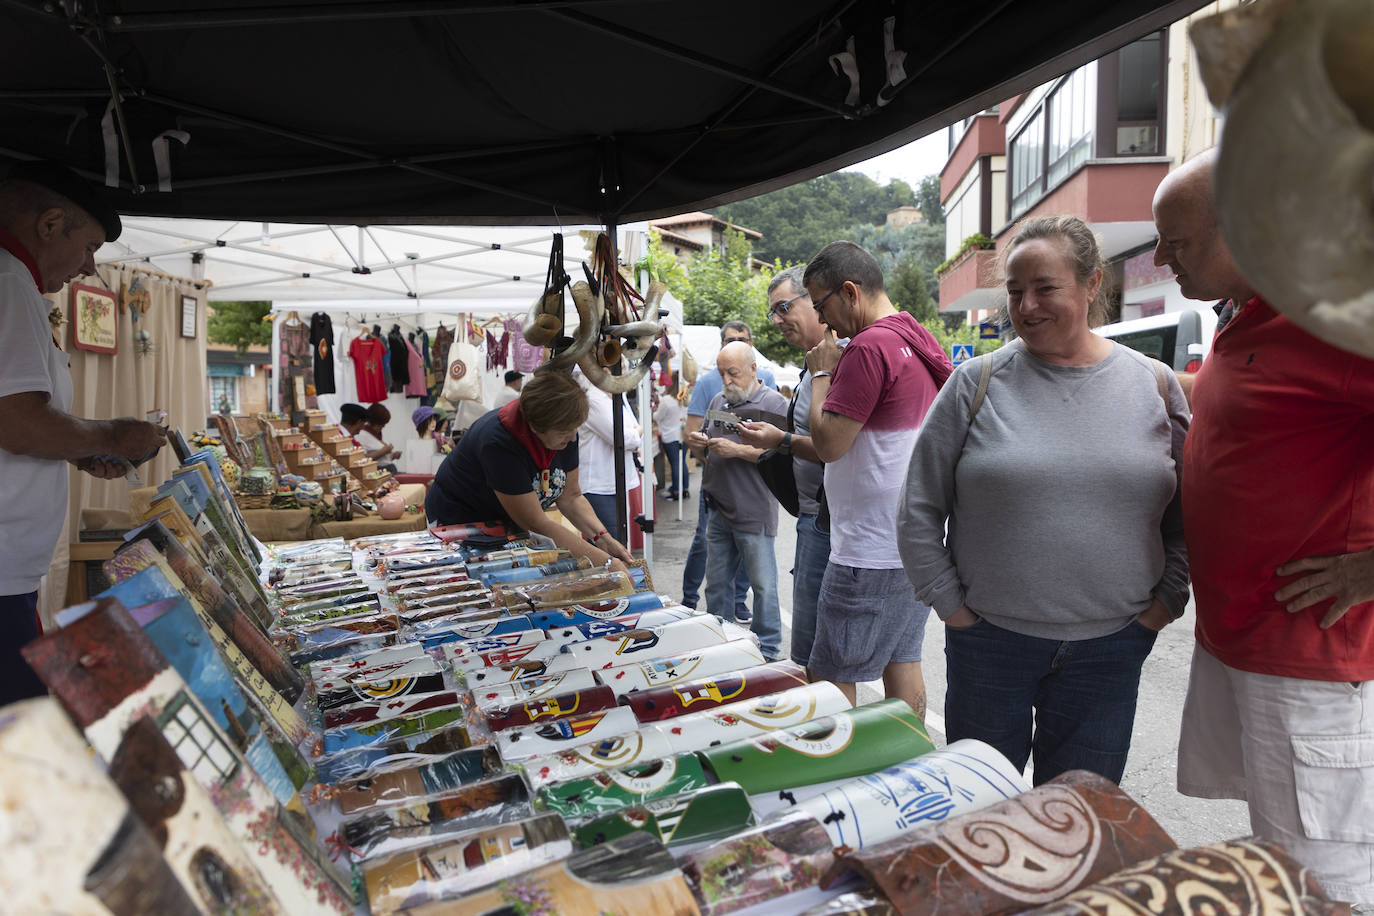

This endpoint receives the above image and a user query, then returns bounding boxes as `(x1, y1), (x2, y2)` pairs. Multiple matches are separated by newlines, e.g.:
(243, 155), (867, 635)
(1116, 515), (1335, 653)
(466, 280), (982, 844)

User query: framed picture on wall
(180, 294), (198, 338)
(71, 283), (117, 354)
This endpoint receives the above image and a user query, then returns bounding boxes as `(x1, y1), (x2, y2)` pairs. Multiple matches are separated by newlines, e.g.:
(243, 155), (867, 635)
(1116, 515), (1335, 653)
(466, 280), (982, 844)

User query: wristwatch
(778, 432), (793, 455)
(812, 370), (833, 380)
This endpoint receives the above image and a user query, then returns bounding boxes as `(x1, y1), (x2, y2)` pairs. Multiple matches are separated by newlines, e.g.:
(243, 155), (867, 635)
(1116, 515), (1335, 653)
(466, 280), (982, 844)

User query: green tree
(711, 172), (918, 265)
(633, 230), (687, 293)
(679, 230), (788, 364)
(207, 301), (273, 354)
(926, 317), (1002, 359)
(916, 174), (945, 226)
(889, 254), (938, 326)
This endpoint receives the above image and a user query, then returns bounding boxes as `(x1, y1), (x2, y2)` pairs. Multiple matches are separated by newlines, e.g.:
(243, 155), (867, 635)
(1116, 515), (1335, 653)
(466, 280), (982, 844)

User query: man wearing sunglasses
(738, 265), (834, 667)
(681, 321), (776, 620)
(801, 241), (952, 717)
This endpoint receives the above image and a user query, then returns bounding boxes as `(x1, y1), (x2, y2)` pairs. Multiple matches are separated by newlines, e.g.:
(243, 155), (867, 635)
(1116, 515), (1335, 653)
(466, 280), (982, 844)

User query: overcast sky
(843, 130), (949, 187)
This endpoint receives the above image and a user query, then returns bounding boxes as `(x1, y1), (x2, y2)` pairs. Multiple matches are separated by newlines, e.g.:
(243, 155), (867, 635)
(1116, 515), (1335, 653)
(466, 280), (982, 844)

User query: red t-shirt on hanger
(349, 335), (388, 402)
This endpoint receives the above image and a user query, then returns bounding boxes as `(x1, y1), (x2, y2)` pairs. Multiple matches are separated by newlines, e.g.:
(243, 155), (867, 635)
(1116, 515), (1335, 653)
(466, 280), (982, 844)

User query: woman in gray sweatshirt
(897, 214), (1190, 786)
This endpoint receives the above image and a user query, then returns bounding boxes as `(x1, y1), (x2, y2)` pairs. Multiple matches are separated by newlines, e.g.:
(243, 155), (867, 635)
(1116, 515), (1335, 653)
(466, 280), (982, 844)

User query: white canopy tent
(97, 218), (648, 304)
(95, 217), (674, 560)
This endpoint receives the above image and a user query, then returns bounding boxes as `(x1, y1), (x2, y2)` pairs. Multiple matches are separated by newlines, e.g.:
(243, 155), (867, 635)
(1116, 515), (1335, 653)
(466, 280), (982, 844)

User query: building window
(1009, 110), (1044, 218)
(209, 376), (238, 415)
(1047, 66), (1092, 188)
(1099, 32), (1165, 156)
(1006, 30), (1165, 218)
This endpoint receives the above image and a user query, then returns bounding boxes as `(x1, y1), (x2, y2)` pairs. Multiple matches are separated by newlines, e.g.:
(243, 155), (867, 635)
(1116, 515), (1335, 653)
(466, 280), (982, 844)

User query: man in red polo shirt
(1154, 149), (1374, 909)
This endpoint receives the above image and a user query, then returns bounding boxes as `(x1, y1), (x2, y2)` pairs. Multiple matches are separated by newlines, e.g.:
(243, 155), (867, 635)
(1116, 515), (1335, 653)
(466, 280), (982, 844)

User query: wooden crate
(315, 472), (347, 493)
(320, 439), (357, 457)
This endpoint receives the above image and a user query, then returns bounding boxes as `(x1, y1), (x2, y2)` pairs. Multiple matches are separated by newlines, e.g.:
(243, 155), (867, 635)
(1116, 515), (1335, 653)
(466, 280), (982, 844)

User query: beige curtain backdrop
(40, 263), (208, 622)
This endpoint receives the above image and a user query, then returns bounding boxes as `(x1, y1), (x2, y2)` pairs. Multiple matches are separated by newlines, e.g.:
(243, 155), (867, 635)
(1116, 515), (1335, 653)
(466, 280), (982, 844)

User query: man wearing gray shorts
(801, 242), (952, 715)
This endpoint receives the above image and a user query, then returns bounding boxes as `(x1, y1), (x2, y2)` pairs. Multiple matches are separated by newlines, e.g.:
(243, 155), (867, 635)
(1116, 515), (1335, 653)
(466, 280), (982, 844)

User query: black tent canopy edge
(0, 0), (1210, 225)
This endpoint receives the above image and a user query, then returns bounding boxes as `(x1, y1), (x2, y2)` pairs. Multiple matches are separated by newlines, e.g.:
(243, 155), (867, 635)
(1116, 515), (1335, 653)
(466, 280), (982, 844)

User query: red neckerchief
(498, 399), (556, 470)
(0, 226), (43, 290)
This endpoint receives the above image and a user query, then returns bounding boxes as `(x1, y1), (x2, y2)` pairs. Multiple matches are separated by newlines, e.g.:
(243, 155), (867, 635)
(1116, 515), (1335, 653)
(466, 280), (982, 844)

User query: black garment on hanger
(387, 324), (410, 391)
(310, 312), (336, 394)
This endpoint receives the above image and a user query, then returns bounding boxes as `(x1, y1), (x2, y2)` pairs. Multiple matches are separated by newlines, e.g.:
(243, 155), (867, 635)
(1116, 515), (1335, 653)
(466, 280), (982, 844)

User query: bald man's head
(1152, 149), (1255, 304)
(716, 340), (758, 404)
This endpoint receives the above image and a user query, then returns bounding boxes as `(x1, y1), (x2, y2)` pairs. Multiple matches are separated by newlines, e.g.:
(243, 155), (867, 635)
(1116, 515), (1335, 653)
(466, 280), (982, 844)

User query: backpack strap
(969, 354), (994, 423)
(1151, 358), (1169, 406)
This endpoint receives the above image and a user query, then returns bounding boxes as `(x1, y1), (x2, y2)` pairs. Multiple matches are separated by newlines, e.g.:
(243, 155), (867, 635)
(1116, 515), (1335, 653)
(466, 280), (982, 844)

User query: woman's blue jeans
(944, 615), (1158, 785)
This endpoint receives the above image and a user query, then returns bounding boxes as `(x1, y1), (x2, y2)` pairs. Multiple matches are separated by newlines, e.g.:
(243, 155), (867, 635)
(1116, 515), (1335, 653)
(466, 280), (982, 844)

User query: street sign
(951, 344), (974, 366)
(979, 321), (1001, 339)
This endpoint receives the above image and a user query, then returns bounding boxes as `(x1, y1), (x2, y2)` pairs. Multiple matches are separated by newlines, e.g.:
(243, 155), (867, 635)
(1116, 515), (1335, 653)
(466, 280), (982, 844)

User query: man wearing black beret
(0, 160), (166, 703)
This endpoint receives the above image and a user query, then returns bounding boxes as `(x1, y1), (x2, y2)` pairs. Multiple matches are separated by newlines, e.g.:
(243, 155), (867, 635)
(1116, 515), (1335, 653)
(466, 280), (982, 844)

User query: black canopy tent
(1, 0), (1207, 226)
(3, 0), (1207, 547)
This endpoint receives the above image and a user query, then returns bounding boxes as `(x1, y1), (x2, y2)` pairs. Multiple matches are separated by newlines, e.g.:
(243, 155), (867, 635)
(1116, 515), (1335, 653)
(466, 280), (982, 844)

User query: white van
(1096, 307), (1219, 372)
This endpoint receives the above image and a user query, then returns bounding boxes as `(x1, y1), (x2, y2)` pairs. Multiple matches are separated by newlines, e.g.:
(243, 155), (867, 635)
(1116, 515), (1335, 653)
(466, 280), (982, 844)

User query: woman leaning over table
(897, 214), (1190, 786)
(425, 368), (633, 574)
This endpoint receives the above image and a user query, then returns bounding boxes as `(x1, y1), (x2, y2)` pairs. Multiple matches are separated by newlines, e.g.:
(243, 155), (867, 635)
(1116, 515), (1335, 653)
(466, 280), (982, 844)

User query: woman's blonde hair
(519, 369), (589, 432)
(1001, 215), (1111, 328)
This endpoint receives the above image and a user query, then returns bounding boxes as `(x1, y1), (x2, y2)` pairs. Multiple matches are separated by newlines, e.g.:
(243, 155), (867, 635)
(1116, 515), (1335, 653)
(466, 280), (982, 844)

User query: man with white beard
(688, 341), (789, 660)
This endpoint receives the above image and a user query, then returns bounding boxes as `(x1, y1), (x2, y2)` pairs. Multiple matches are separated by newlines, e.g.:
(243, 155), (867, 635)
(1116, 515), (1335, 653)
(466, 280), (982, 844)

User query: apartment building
(937, 3), (1236, 326)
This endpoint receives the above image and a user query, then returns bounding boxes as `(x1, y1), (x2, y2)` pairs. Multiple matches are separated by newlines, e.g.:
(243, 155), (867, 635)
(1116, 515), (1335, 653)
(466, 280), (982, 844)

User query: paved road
(639, 483), (1249, 850)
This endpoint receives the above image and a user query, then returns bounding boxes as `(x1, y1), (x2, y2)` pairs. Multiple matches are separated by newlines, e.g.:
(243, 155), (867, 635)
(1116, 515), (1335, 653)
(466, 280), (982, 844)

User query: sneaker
(662, 492), (678, 501)
(734, 607), (752, 623)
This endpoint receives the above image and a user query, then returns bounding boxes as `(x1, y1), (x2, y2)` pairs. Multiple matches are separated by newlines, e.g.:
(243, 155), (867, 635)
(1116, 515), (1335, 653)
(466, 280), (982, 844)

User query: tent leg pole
(604, 218), (629, 549)
(638, 367), (653, 571)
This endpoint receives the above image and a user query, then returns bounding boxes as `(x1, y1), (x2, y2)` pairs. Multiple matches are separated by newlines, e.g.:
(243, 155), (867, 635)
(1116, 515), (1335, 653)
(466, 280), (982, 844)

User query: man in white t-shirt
(802, 242), (952, 716)
(575, 369), (640, 541)
(492, 370), (524, 409)
(0, 161), (167, 704)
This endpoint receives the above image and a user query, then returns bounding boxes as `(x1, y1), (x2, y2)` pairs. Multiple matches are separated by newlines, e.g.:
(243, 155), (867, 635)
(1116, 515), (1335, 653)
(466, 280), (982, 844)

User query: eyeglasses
(812, 281), (859, 316)
(723, 335), (751, 344)
(768, 291), (809, 319)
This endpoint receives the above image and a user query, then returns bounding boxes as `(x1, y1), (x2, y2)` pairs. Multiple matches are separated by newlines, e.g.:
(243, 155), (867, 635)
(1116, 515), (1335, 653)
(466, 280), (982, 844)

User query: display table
(129, 483), (429, 544)
(238, 506), (427, 542)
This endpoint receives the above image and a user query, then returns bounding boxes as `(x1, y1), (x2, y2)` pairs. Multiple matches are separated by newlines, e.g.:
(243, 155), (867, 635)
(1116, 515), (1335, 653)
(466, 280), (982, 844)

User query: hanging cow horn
(579, 344), (660, 394)
(543, 281), (602, 372)
(522, 294), (562, 347)
(597, 337), (622, 367)
(1193, 0), (1374, 358)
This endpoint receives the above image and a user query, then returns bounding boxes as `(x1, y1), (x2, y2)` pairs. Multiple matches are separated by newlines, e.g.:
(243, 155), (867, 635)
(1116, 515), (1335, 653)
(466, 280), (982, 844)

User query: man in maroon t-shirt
(1156, 149), (1374, 909)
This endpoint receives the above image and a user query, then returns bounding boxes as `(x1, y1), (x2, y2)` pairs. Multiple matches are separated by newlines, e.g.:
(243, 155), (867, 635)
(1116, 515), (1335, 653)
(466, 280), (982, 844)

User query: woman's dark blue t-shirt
(424, 408), (579, 527)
